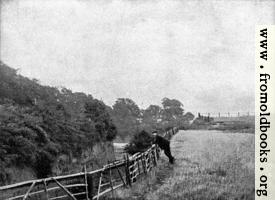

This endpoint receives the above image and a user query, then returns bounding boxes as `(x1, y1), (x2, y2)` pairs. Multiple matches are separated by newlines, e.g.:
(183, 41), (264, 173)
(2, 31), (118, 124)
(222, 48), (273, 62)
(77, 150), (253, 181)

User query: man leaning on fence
(152, 130), (175, 164)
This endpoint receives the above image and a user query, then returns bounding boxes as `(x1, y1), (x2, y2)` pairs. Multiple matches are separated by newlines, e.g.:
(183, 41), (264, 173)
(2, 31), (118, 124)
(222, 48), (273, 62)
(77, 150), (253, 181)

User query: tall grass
(102, 157), (175, 200)
(147, 130), (254, 200)
(108, 130), (254, 200)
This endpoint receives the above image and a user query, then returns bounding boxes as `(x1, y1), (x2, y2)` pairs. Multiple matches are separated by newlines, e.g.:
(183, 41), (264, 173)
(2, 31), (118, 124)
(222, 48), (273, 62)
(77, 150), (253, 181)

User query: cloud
(1, 0), (274, 113)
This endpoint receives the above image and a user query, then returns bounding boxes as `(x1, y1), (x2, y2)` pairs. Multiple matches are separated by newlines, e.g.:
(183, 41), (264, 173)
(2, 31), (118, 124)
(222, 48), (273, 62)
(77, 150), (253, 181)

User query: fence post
(108, 161), (114, 198)
(153, 146), (157, 166)
(87, 172), (94, 200)
(128, 155), (132, 187)
(43, 180), (49, 200)
(156, 145), (160, 159)
(124, 155), (131, 187)
(84, 165), (89, 200)
(148, 152), (151, 172)
(148, 152), (152, 172)
(142, 153), (147, 174)
(137, 155), (141, 175)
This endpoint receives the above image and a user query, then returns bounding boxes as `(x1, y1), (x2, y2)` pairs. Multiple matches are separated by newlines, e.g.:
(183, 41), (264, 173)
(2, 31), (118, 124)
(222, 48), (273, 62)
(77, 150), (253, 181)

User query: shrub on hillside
(34, 150), (56, 178)
(124, 130), (153, 155)
(0, 61), (118, 185)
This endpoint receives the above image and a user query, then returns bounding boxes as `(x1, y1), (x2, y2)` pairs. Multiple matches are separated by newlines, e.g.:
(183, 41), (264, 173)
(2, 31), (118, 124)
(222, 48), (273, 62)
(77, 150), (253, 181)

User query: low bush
(124, 130), (153, 155)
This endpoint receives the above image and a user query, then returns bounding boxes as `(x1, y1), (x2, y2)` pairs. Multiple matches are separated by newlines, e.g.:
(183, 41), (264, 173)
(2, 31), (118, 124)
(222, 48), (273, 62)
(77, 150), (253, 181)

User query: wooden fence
(198, 112), (255, 118)
(0, 127), (178, 200)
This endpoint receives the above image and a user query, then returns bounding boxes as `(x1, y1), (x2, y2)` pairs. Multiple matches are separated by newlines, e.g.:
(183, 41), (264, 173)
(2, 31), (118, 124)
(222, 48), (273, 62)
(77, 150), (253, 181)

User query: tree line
(0, 61), (194, 185)
(110, 98), (194, 141)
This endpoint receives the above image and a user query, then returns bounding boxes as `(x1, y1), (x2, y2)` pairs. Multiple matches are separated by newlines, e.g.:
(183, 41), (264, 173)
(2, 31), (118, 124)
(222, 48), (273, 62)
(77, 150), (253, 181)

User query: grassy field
(111, 130), (254, 200)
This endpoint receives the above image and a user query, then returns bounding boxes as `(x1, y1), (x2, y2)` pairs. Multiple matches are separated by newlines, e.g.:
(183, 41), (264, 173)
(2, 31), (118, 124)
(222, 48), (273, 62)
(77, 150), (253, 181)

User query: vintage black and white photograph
(0, 0), (275, 199)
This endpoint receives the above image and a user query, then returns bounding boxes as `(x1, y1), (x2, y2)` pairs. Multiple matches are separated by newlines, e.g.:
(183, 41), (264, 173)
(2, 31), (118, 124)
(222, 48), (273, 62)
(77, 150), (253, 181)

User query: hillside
(0, 61), (195, 186)
(0, 61), (117, 185)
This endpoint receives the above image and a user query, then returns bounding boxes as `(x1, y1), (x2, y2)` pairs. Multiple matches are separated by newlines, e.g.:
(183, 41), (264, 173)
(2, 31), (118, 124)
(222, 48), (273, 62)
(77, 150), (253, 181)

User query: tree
(143, 105), (162, 121)
(182, 112), (195, 122)
(112, 98), (140, 118)
(84, 99), (117, 141)
(111, 98), (141, 139)
(0, 61), (120, 184)
(161, 98), (184, 127)
(142, 105), (162, 130)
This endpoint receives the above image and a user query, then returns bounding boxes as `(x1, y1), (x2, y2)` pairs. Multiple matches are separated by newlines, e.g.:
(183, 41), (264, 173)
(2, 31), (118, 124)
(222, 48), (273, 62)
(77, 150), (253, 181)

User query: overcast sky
(1, 0), (275, 115)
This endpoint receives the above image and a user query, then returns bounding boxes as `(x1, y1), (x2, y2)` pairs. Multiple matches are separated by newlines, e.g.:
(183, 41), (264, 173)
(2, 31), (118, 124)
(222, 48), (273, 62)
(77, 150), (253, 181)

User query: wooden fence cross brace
(96, 169), (104, 200)
(83, 165), (90, 200)
(52, 178), (77, 200)
(22, 181), (36, 200)
(114, 163), (126, 186)
(0, 128), (178, 200)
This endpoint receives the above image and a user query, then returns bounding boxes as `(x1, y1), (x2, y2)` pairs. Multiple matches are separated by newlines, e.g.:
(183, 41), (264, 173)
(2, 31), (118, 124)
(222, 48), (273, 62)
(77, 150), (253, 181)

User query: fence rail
(198, 112), (255, 118)
(0, 127), (178, 200)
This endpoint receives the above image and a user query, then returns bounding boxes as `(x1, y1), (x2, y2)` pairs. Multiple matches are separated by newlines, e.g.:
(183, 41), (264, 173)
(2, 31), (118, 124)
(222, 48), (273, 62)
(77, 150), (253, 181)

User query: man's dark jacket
(154, 135), (170, 149)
